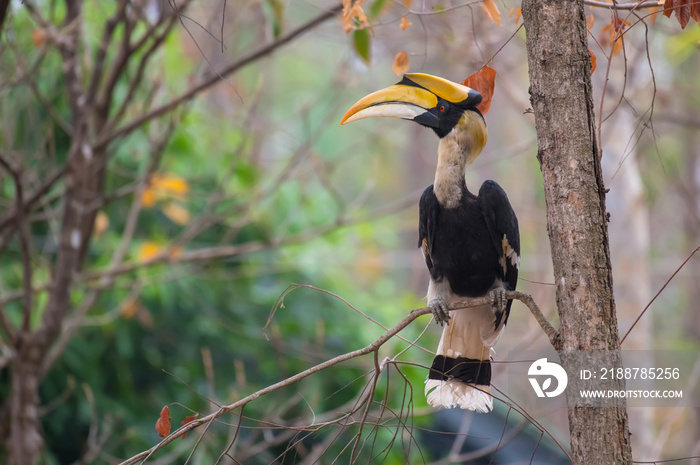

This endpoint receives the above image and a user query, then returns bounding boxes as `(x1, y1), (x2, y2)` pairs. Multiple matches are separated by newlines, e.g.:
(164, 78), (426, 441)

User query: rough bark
(521, 1), (633, 464)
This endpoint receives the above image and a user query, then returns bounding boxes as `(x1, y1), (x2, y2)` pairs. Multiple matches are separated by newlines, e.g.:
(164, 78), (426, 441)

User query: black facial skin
(414, 98), (484, 139)
(393, 75), (484, 138)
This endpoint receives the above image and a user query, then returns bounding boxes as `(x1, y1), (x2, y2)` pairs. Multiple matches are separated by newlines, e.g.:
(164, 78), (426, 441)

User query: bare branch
(103, 3), (187, 131)
(0, 156), (33, 332)
(584, 0), (659, 9)
(118, 291), (550, 465)
(95, 2), (343, 150)
(84, 1), (128, 107)
(620, 245), (700, 345)
(0, 167), (67, 234)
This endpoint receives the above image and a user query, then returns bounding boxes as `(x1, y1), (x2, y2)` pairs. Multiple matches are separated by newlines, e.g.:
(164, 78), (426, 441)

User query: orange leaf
(662, 0), (692, 28)
(169, 245), (184, 259)
(586, 13), (595, 31)
(156, 406), (171, 438)
(152, 174), (189, 199)
(401, 0), (412, 6)
(392, 51), (410, 76)
(508, 7), (522, 24)
(462, 66), (497, 115)
(340, 0), (368, 34)
(141, 173), (189, 207)
(692, 1), (700, 22)
(612, 13), (630, 32)
(601, 15), (626, 58)
(162, 202), (190, 225)
(94, 211), (109, 237)
(662, 0), (673, 18)
(141, 187), (157, 208)
(120, 299), (141, 319)
(589, 48), (597, 74)
(32, 29), (45, 47)
(611, 36), (623, 58)
(648, 6), (659, 24)
(138, 242), (162, 261)
(180, 413), (199, 439)
(399, 16), (412, 30)
(480, 0), (502, 26)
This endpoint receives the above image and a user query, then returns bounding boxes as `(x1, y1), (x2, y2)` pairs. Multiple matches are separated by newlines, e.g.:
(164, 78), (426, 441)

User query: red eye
(439, 105), (446, 112)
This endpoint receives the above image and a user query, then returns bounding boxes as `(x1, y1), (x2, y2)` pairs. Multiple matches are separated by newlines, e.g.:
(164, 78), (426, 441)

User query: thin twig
(94, 2), (343, 151)
(620, 245), (700, 345)
(118, 291), (552, 465)
(0, 167), (67, 233)
(584, 0), (659, 8)
(0, 157), (33, 331)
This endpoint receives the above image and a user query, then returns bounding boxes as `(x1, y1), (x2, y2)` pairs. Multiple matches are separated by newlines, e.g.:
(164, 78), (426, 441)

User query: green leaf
(264, 0), (284, 38)
(368, 0), (390, 18)
(353, 29), (371, 64)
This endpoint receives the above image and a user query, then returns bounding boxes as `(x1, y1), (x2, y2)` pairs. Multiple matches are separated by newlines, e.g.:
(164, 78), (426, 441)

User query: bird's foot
(428, 298), (451, 326)
(489, 287), (507, 318)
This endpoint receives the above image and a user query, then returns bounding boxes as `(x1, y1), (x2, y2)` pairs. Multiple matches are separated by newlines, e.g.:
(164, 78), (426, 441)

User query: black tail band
(428, 355), (491, 386)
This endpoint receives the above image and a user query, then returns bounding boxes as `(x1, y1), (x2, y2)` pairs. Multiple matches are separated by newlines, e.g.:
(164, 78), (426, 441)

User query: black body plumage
(419, 178), (519, 328)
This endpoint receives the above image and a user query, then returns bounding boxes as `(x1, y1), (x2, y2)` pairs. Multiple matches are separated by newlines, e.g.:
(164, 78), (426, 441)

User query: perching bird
(341, 73), (519, 412)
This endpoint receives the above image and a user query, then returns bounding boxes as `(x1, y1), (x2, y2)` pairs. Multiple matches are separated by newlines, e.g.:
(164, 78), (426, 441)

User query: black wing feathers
(478, 180), (520, 327)
(418, 185), (440, 278)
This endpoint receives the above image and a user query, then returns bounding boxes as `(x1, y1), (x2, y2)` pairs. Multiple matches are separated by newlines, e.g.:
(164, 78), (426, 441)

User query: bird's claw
(429, 299), (451, 326)
(489, 287), (507, 317)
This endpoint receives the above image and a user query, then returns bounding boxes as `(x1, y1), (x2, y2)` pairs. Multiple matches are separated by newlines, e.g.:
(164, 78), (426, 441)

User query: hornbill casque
(341, 73), (520, 412)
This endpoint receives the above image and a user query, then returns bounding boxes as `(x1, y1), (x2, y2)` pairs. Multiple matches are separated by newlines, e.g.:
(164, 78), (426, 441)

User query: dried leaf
(392, 51), (409, 76)
(612, 13), (631, 33)
(94, 211), (109, 237)
(340, 0), (369, 34)
(611, 35), (623, 58)
(648, 6), (659, 24)
(162, 202), (190, 225)
(480, 0), (502, 26)
(509, 7), (522, 24)
(169, 246), (184, 259)
(601, 14), (627, 59)
(142, 173), (189, 207)
(120, 299), (140, 319)
(141, 188), (157, 208)
(32, 29), (45, 47)
(692, 1), (700, 22)
(662, 0), (693, 28)
(586, 13), (595, 31)
(399, 16), (412, 30)
(152, 174), (189, 199)
(180, 414), (199, 439)
(463, 66), (497, 115)
(156, 406), (171, 438)
(589, 48), (597, 74)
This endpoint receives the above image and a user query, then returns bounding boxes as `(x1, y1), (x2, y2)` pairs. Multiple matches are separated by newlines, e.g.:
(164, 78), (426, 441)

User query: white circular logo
(528, 358), (568, 398)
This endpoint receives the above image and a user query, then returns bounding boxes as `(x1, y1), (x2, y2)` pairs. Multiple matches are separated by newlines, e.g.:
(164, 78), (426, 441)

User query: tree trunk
(521, 1), (633, 464)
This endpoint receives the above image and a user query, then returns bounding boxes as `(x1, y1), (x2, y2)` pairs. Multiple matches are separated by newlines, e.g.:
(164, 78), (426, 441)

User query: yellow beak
(341, 73), (480, 126)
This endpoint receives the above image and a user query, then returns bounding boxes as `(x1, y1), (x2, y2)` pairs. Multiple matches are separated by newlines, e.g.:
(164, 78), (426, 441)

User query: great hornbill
(341, 73), (520, 412)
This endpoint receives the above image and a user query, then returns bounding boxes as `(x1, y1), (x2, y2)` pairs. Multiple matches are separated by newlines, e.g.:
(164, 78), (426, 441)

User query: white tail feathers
(426, 302), (501, 411)
(425, 379), (493, 412)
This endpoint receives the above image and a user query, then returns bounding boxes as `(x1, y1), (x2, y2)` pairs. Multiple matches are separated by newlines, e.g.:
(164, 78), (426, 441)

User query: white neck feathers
(433, 112), (487, 209)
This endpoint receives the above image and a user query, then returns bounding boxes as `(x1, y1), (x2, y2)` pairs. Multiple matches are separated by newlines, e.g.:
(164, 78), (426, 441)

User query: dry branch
(118, 291), (553, 465)
(95, 2), (343, 151)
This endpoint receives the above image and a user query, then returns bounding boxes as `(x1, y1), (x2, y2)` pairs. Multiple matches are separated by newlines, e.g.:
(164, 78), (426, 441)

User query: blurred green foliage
(0, 2), (435, 464)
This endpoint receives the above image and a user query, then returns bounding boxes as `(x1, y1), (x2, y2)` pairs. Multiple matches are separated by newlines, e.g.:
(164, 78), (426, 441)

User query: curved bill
(340, 73), (480, 126)
(340, 84), (439, 125)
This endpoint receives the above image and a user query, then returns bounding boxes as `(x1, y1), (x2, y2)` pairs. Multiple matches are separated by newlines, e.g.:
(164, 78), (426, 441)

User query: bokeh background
(1, 1), (699, 463)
